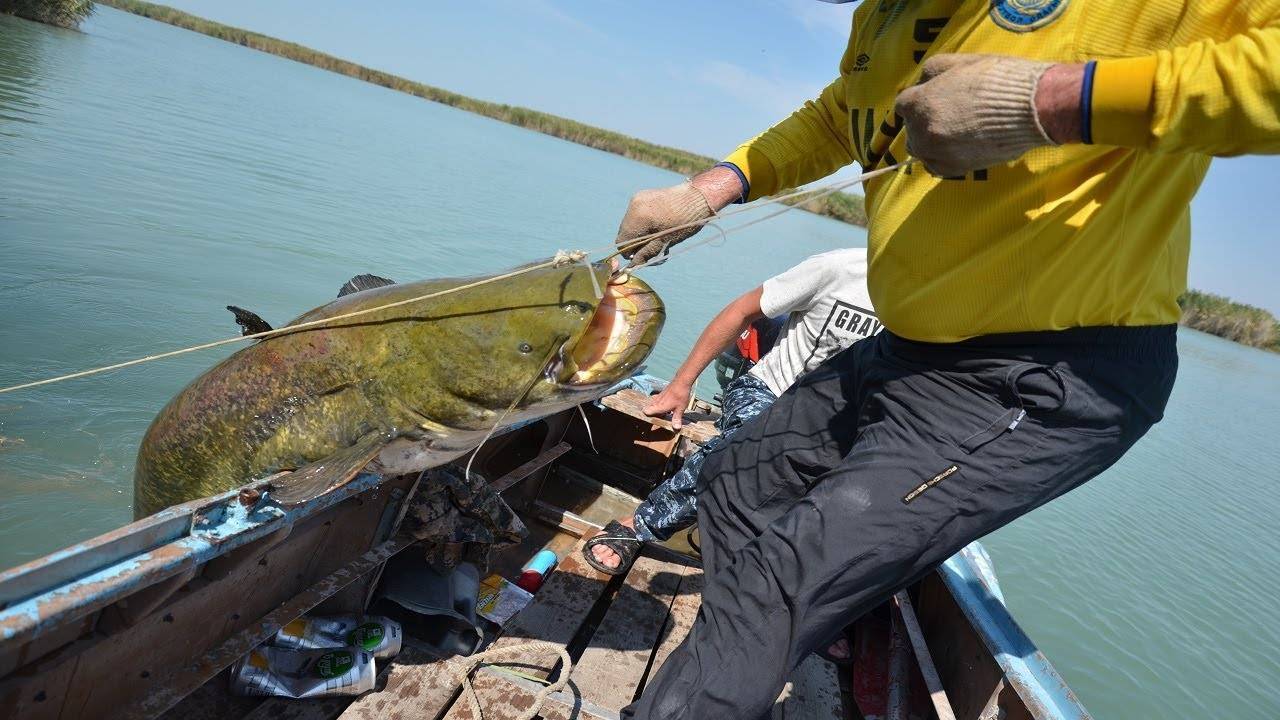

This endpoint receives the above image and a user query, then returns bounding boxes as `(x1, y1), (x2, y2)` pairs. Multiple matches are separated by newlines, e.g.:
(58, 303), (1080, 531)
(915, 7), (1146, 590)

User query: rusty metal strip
(0, 471), (390, 646)
(488, 442), (571, 495)
(113, 536), (414, 720)
(893, 590), (957, 720)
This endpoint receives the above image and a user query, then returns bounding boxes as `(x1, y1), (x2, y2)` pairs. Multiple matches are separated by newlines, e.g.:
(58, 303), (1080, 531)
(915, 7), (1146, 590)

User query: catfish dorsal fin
(338, 274), (396, 298)
(226, 305), (274, 336)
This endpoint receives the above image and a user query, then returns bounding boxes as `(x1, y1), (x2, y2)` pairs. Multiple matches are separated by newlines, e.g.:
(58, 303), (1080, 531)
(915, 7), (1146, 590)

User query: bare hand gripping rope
(0, 162), (909, 396)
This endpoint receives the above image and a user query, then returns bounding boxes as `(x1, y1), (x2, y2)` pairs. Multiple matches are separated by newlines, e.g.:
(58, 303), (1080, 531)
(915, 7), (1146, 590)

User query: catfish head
(312, 259), (665, 434)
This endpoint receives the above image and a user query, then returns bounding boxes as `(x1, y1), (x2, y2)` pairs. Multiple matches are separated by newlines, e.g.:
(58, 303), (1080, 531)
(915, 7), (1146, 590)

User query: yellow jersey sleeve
(1093, 11), (1280, 155)
(723, 76), (856, 201)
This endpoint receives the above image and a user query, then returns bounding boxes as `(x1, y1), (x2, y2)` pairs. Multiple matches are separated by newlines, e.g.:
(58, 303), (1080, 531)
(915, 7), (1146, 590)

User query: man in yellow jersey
(615, 2), (1280, 718)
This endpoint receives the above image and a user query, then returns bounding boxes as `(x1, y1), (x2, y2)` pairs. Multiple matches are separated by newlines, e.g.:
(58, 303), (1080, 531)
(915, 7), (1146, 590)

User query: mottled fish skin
(133, 262), (663, 518)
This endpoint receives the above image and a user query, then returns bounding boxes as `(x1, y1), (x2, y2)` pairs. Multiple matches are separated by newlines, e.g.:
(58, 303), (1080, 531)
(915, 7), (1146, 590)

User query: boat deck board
(569, 555), (689, 712)
(179, 534), (840, 720)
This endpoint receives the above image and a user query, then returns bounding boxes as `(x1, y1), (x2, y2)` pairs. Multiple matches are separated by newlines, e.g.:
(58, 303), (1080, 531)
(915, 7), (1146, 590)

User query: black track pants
(622, 326), (1178, 720)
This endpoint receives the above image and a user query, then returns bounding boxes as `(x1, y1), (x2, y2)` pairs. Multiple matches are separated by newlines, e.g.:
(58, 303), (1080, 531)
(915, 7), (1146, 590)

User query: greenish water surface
(2, 9), (1278, 718)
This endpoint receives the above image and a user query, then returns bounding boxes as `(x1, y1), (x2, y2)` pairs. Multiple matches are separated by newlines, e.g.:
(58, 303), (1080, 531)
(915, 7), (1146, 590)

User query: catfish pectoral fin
(268, 432), (390, 506)
(226, 305), (274, 336)
(337, 274), (396, 298)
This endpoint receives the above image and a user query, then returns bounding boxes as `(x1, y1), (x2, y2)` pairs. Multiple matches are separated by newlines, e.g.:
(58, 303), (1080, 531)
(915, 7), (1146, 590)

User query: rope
(454, 642), (574, 720)
(0, 251), (587, 396)
(610, 161), (910, 264)
(464, 339), (566, 483)
(576, 404), (599, 455)
(0, 163), (909, 396)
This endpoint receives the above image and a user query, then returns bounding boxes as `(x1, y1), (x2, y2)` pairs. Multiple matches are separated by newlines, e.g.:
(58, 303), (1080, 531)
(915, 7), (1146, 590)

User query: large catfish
(133, 260), (664, 518)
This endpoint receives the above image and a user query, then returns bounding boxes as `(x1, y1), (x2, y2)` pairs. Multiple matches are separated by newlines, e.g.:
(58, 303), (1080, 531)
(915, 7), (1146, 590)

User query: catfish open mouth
(562, 273), (665, 386)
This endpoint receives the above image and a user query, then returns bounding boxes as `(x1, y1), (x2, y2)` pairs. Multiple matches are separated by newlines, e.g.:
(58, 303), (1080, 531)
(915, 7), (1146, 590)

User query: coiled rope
(0, 162), (908, 396)
(453, 641), (574, 720)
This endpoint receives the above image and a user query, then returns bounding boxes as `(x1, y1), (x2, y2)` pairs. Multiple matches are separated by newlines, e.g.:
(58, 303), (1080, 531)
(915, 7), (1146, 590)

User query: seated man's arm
(644, 287), (764, 429)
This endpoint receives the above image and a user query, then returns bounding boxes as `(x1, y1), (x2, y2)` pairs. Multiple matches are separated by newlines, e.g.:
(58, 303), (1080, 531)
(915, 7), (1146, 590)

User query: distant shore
(98, 0), (868, 225)
(92, 1), (1280, 353)
(1178, 290), (1280, 353)
(0, 0), (93, 28)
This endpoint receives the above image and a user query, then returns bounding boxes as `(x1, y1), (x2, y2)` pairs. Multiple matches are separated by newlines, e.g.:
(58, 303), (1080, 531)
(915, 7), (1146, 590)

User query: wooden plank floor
(181, 530), (843, 720)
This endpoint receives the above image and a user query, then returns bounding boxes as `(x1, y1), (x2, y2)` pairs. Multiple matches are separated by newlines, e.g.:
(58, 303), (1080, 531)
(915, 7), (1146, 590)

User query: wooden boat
(0, 375), (1091, 720)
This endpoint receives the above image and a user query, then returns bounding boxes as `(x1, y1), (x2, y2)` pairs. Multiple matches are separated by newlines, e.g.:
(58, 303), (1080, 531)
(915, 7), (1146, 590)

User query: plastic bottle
(515, 549), (558, 593)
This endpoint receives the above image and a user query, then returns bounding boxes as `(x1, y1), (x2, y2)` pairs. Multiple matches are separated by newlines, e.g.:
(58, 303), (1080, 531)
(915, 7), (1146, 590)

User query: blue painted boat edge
(0, 372), (658, 646)
(0, 470), (387, 644)
(941, 543), (1093, 720)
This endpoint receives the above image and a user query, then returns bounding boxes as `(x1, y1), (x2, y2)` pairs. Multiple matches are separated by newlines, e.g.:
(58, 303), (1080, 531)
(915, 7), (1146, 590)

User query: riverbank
(1179, 290), (1280, 352)
(0, 0), (93, 28)
(98, 0), (868, 225)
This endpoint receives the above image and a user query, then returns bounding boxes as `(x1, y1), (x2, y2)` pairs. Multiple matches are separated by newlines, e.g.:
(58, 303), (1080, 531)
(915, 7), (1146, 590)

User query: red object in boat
(515, 570), (545, 593)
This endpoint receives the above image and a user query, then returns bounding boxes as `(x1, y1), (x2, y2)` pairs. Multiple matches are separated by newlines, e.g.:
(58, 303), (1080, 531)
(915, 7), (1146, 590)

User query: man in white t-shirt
(583, 248), (878, 656)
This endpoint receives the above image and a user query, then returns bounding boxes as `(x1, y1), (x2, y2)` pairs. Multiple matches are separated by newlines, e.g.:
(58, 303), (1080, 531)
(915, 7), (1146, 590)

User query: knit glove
(895, 54), (1056, 177)
(615, 182), (714, 267)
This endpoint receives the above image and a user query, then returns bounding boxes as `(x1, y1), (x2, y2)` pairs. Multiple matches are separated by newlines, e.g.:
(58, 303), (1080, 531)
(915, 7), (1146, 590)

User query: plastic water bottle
(515, 549), (558, 593)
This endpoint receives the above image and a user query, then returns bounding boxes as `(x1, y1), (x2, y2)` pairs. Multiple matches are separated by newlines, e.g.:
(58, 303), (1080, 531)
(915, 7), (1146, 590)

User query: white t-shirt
(748, 248), (881, 397)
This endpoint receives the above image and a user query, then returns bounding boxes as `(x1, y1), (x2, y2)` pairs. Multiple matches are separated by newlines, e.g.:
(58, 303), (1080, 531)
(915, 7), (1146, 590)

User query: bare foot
(824, 637), (851, 662)
(587, 516), (637, 571)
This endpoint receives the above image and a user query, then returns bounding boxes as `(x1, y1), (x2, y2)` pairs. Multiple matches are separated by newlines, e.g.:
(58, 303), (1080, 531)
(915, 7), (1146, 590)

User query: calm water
(2, 9), (1278, 718)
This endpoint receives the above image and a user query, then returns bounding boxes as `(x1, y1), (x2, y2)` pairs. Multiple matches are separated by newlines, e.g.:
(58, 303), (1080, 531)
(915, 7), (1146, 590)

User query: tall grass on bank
(1, 0), (93, 28)
(1178, 290), (1280, 352)
(98, 0), (869, 226)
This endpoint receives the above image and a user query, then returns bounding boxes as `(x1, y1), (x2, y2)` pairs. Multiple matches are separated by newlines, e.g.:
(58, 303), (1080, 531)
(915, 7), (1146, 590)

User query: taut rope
(0, 163), (909, 396)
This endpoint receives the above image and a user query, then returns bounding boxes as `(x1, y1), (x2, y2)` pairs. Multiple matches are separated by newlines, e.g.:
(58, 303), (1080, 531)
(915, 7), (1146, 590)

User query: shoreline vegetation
(44, 2), (1280, 354)
(1, 0), (93, 28)
(98, 0), (868, 225)
(1178, 291), (1280, 353)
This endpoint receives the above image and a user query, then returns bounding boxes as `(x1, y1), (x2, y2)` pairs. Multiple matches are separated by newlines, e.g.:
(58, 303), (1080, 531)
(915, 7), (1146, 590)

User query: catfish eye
(518, 342), (533, 354)
(562, 301), (590, 314)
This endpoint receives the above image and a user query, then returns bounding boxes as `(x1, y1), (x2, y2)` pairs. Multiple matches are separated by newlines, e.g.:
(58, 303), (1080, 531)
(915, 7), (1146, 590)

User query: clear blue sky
(154, 0), (1280, 314)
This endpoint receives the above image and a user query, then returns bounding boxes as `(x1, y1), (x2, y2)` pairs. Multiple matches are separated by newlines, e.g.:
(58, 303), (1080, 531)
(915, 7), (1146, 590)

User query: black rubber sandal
(582, 520), (643, 576)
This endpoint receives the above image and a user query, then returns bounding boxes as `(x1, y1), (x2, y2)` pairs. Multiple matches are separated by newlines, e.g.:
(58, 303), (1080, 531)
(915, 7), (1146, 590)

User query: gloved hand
(895, 54), (1057, 177)
(615, 181), (714, 267)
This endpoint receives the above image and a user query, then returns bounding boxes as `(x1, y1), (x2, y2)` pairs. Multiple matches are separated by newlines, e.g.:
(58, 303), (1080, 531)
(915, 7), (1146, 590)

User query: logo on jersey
(853, 53), (872, 72)
(989, 0), (1069, 32)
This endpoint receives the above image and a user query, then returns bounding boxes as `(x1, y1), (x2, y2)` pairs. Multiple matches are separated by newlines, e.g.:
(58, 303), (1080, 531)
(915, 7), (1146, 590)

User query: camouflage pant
(632, 374), (776, 542)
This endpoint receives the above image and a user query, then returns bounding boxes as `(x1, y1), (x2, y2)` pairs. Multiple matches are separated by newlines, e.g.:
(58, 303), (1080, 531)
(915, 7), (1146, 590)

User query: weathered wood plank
(646, 569), (702, 682)
(118, 537), (415, 720)
(332, 643), (467, 720)
(771, 656), (843, 720)
(452, 667), (621, 720)
(241, 696), (349, 720)
(600, 389), (719, 445)
(155, 676), (262, 720)
(357, 542), (612, 720)
(570, 556), (686, 712)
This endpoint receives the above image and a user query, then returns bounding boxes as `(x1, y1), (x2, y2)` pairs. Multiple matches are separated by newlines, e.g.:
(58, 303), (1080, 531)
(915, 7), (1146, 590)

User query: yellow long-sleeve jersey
(725, 0), (1280, 342)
